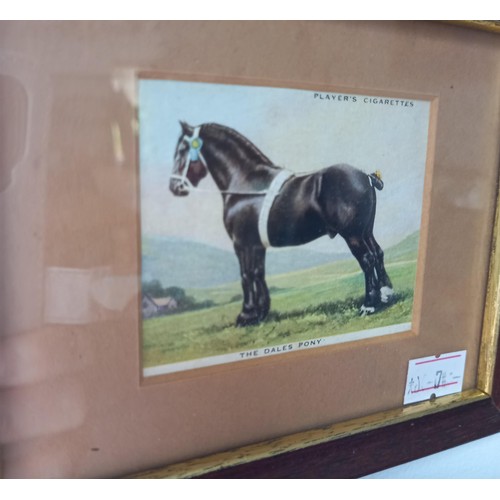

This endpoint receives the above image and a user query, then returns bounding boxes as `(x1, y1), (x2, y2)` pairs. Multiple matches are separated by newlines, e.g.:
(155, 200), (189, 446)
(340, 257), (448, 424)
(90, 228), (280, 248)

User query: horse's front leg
(234, 244), (270, 327)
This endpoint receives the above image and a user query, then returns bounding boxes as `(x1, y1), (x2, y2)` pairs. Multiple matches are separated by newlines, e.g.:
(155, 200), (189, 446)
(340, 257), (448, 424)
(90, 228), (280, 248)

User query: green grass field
(142, 253), (417, 368)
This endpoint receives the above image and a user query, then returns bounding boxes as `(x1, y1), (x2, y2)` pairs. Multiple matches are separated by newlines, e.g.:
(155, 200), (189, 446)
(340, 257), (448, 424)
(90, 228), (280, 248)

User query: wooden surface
(199, 398), (500, 478)
(447, 21), (500, 34)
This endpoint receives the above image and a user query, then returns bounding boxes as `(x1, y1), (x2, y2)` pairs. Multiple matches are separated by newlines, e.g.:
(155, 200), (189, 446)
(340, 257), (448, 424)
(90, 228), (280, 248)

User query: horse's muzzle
(169, 178), (190, 196)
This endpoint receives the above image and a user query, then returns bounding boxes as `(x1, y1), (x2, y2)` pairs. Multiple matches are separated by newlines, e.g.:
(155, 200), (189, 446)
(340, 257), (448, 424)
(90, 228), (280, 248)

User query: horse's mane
(202, 123), (279, 169)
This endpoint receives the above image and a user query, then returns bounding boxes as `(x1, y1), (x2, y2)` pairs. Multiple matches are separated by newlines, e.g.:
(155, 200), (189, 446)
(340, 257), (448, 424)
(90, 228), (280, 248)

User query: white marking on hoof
(380, 286), (394, 304)
(360, 305), (375, 316)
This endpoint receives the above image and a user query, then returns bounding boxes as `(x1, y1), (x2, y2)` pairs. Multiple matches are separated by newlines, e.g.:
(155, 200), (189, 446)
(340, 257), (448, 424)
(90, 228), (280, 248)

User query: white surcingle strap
(258, 170), (294, 248)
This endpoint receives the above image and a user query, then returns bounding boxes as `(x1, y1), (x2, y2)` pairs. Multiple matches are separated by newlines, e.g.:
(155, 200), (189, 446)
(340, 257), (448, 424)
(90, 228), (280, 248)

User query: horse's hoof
(258, 309), (270, 321)
(360, 305), (376, 316)
(236, 312), (261, 327)
(380, 286), (395, 304)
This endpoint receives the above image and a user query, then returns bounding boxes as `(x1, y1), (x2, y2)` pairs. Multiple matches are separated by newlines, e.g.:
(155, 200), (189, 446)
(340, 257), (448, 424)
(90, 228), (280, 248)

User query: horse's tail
(368, 170), (384, 191)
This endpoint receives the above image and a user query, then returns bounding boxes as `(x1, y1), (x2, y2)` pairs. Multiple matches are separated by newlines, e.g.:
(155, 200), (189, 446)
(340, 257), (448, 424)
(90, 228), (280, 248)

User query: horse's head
(169, 121), (208, 196)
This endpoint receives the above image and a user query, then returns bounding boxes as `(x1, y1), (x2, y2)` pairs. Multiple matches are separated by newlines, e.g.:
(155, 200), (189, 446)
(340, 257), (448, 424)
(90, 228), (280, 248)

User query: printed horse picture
(170, 121), (394, 326)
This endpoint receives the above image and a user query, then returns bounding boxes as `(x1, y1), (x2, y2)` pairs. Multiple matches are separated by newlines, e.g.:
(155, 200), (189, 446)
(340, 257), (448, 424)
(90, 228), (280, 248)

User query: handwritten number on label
(434, 370), (443, 388)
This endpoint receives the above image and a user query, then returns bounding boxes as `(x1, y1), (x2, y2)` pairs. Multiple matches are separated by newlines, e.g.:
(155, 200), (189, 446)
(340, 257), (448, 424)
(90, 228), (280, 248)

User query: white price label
(403, 350), (466, 405)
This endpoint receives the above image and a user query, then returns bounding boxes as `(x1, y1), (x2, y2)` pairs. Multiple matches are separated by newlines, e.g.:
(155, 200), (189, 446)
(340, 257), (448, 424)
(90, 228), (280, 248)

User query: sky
(138, 78), (432, 254)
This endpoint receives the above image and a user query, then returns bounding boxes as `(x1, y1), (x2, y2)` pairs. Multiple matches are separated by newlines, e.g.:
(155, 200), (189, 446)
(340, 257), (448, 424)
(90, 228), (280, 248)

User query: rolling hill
(142, 230), (420, 290)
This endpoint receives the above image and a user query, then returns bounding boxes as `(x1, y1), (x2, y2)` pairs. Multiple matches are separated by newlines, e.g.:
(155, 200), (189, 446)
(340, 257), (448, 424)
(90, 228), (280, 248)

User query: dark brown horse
(170, 122), (393, 326)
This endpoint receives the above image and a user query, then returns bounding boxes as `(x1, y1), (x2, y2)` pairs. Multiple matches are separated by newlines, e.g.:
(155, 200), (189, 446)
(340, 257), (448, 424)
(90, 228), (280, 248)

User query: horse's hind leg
(367, 234), (394, 304)
(343, 234), (380, 314)
(362, 189), (394, 305)
(234, 244), (270, 326)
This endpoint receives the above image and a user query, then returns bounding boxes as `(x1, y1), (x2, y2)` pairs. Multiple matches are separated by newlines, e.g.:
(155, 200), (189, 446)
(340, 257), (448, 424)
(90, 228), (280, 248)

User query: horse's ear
(179, 121), (194, 136)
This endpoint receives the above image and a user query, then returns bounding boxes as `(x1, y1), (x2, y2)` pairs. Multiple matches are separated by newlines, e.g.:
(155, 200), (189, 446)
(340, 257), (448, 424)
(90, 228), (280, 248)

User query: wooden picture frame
(131, 20), (500, 478)
(1, 21), (499, 479)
